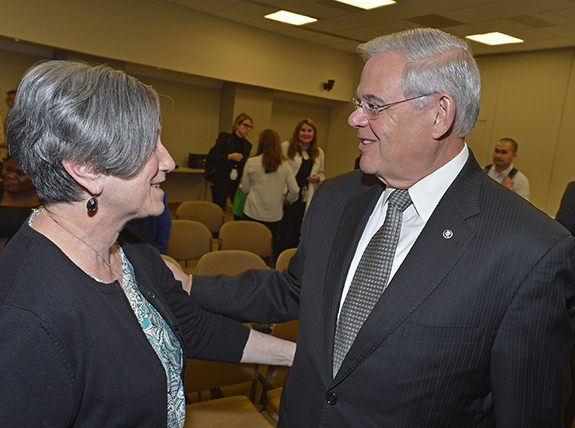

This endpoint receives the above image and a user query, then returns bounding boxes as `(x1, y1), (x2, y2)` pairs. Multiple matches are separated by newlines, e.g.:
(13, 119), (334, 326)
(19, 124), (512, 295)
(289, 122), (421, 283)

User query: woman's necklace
(44, 208), (122, 283)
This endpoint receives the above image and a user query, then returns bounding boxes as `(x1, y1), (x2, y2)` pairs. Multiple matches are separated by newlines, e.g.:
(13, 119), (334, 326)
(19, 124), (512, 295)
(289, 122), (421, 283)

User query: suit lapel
(331, 154), (483, 384)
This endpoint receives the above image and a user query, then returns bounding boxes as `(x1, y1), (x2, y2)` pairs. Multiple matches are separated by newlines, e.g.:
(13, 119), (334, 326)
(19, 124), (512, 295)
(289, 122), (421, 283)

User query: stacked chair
(218, 220), (273, 266)
(165, 203), (300, 426)
(165, 250), (272, 428)
(166, 219), (212, 275)
(257, 248), (299, 420)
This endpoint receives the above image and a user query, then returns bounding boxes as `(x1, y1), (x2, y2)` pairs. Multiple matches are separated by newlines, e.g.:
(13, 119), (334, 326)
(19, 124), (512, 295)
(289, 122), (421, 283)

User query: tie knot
(388, 189), (412, 212)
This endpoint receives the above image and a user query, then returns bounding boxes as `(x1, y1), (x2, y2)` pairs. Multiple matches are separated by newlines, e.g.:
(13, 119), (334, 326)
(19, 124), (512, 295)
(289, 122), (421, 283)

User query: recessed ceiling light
(265, 10), (317, 26)
(466, 32), (523, 46)
(334, 0), (395, 10)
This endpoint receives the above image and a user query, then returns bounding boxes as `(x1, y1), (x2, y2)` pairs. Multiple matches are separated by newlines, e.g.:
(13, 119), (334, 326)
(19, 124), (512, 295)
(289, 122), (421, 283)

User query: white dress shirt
(485, 163), (530, 201)
(338, 144), (469, 316)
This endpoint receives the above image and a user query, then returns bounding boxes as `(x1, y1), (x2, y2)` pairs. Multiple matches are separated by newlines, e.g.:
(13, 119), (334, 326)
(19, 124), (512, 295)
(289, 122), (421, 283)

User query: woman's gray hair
(6, 60), (160, 203)
(357, 28), (480, 138)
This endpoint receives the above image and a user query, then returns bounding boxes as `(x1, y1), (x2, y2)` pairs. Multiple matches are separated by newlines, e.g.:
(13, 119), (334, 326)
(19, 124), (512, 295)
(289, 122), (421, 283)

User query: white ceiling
(158, 0), (575, 56)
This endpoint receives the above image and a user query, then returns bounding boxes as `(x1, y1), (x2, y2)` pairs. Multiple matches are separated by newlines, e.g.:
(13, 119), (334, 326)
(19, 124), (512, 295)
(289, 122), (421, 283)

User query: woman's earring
(86, 195), (98, 212)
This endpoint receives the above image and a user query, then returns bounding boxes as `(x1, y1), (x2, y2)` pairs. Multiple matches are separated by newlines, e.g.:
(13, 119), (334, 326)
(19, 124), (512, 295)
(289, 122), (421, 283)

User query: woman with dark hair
(240, 129), (299, 247)
(0, 156), (40, 245)
(275, 118), (325, 257)
(0, 61), (294, 427)
(205, 113), (253, 212)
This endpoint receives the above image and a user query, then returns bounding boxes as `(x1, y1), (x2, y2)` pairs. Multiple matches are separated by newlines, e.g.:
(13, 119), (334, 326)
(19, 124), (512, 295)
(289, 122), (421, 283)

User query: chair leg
(258, 365), (276, 406)
(249, 364), (258, 403)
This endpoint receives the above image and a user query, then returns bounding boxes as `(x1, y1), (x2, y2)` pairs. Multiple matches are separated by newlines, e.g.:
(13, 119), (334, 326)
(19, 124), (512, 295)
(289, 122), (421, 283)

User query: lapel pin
(443, 229), (453, 239)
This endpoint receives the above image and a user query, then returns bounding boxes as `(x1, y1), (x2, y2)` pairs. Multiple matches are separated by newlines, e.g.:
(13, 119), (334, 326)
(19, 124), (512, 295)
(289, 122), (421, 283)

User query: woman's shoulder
(216, 132), (232, 143)
(246, 155), (262, 166)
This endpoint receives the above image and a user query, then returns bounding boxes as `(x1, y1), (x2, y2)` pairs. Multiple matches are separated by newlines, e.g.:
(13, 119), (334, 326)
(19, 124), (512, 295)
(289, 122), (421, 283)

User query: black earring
(86, 196), (98, 212)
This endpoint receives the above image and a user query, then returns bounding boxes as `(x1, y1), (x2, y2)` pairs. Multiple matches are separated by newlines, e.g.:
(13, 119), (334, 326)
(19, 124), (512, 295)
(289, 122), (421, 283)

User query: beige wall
(0, 0), (356, 103)
(0, 44), (361, 204)
(3, 1), (575, 215)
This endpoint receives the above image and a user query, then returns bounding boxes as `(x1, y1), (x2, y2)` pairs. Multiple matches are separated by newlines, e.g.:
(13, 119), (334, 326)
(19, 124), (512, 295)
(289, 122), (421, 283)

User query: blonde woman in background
(205, 113), (253, 212)
(241, 129), (299, 251)
(275, 118), (325, 258)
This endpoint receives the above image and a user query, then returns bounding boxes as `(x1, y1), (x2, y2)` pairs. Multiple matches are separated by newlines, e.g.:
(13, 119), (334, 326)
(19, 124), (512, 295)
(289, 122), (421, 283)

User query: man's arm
(241, 328), (295, 366)
(490, 235), (575, 426)
(191, 266), (301, 324)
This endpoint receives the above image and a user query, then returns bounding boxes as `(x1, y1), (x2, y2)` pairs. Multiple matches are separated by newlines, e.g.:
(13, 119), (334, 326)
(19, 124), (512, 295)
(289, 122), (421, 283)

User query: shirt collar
(384, 144), (469, 223)
(494, 163), (514, 176)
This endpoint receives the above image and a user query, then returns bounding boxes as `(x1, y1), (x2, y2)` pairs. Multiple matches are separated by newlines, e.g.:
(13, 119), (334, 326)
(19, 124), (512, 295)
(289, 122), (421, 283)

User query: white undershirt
(338, 144), (469, 317)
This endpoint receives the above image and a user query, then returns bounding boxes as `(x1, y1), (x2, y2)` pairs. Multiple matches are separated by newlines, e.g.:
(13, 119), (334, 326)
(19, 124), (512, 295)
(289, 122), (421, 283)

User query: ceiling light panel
(265, 10), (317, 25)
(334, 0), (395, 10)
(466, 32), (524, 45)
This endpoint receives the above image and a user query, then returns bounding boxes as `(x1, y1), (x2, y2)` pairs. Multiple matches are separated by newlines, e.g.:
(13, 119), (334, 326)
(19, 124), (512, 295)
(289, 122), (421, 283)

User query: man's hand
(502, 174), (514, 191)
(228, 152), (244, 162)
(164, 259), (192, 294)
(307, 174), (321, 184)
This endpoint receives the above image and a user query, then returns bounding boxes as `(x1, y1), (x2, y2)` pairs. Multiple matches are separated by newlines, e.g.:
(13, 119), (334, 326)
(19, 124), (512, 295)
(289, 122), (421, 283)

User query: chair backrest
(167, 220), (212, 263)
(185, 359), (258, 397)
(218, 221), (273, 259)
(176, 201), (225, 235)
(184, 396), (273, 428)
(160, 254), (183, 271)
(271, 319), (298, 343)
(258, 319), (298, 409)
(195, 250), (269, 276)
(275, 247), (297, 271)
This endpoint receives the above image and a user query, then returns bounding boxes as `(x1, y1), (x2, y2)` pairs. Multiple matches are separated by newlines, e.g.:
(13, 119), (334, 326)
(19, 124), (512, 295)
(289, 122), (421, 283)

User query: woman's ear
(431, 93), (456, 140)
(62, 160), (101, 195)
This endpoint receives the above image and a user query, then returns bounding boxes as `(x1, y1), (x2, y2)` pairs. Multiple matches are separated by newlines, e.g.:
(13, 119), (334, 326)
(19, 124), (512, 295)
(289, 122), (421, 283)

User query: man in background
(484, 137), (530, 200)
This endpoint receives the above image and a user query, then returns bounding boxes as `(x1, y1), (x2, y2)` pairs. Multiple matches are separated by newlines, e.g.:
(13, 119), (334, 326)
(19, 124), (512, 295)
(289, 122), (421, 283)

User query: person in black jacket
(0, 60), (294, 427)
(206, 113), (253, 212)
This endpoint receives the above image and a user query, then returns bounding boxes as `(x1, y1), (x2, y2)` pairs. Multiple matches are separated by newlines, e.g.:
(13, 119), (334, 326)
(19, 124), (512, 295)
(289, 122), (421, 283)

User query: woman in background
(0, 156), (40, 244)
(0, 61), (294, 427)
(275, 118), (325, 258)
(241, 129), (299, 250)
(206, 113), (253, 212)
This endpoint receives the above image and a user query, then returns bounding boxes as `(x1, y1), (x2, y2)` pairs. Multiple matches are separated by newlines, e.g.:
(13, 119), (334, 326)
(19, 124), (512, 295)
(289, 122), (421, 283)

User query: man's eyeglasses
(352, 93), (437, 120)
(240, 123), (253, 130)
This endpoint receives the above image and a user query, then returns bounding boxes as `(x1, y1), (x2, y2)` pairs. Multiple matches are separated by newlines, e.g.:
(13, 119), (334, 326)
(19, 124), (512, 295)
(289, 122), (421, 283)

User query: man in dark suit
(187, 28), (575, 427)
(557, 181), (575, 235)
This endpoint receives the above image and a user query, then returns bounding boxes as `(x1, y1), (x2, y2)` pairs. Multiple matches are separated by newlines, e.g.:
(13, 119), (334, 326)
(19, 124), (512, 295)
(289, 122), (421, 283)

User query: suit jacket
(193, 152), (575, 427)
(557, 181), (575, 235)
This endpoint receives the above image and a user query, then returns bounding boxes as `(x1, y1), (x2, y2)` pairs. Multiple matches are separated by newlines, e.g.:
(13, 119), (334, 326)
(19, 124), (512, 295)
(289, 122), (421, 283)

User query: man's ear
(431, 93), (456, 140)
(62, 160), (101, 195)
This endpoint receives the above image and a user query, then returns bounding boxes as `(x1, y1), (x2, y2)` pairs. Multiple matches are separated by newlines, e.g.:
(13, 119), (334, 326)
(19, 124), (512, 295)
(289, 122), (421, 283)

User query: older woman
(0, 61), (295, 427)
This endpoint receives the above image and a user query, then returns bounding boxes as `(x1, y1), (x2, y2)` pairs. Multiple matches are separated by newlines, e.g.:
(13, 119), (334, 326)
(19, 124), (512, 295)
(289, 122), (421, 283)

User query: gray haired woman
(0, 60), (294, 427)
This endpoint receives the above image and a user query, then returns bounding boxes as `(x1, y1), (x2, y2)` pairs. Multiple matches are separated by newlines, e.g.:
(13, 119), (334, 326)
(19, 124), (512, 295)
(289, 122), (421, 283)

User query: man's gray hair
(357, 28), (480, 138)
(6, 60), (160, 203)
